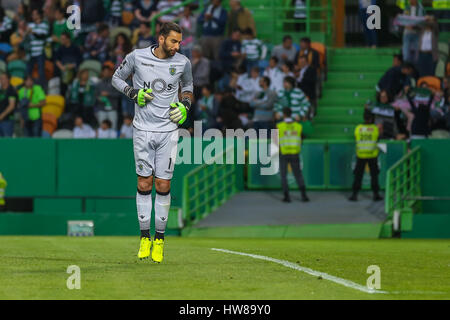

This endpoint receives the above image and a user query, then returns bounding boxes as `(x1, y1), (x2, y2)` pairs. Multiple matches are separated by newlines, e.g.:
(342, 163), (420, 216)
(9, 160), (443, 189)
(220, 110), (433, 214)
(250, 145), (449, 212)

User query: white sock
(136, 191), (152, 231)
(155, 193), (171, 234)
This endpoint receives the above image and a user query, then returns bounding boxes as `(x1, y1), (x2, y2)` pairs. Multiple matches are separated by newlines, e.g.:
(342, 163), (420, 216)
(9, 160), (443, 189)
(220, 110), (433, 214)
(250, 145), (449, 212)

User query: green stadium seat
(438, 42), (448, 55)
(0, 60), (6, 74)
(435, 58), (446, 78)
(7, 60), (27, 79)
(79, 60), (102, 78)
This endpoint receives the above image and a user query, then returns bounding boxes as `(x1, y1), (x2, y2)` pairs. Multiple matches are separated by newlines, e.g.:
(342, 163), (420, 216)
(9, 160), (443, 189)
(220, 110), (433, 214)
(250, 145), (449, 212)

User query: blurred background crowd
(0, 0), (449, 140)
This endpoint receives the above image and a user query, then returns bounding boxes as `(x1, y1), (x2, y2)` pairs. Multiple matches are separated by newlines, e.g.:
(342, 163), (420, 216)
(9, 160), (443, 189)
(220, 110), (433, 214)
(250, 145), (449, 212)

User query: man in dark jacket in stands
(219, 29), (243, 72)
(296, 55), (317, 115)
(376, 63), (415, 98)
(297, 37), (320, 71)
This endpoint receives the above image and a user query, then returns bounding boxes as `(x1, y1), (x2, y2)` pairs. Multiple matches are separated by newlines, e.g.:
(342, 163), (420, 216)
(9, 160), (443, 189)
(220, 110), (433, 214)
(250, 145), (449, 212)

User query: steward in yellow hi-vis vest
(0, 172), (7, 209)
(349, 110), (383, 202)
(433, 0), (450, 9)
(432, 0), (450, 32)
(276, 107), (309, 203)
(397, 0), (406, 10)
(355, 124), (379, 159)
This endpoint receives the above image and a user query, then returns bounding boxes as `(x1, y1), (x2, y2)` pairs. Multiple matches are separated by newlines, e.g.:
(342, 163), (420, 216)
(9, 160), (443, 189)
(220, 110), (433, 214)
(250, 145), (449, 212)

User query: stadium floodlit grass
(0, 236), (449, 300)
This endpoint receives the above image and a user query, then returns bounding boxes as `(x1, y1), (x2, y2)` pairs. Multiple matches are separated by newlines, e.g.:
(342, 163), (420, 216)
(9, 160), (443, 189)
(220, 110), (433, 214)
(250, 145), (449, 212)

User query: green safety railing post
(385, 146), (421, 219)
(324, 141), (330, 189)
(194, 174), (200, 222)
(181, 146), (237, 227)
(306, 0), (311, 34)
(205, 166), (211, 216)
(182, 175), (189, 226)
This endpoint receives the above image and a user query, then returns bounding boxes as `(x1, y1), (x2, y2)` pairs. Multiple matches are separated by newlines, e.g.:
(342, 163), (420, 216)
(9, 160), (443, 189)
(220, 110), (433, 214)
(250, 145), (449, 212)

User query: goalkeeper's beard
(162, 40), (177, 57)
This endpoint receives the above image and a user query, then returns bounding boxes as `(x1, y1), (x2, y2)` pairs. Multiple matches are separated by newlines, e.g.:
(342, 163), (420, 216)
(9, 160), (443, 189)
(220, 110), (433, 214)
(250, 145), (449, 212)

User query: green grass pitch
(0, 236), (449, 300)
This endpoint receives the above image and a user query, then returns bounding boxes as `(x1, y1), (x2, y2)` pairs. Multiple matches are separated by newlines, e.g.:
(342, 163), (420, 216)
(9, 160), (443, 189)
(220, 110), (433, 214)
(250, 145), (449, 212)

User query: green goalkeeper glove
(169, 101), (190, 125)
(124, 87), (154, 107)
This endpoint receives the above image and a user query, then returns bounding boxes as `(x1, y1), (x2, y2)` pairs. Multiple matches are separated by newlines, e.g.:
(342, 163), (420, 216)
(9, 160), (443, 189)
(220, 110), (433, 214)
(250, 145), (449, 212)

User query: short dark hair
(402, 62), (414, 69)
(298, 55), (308, 61)
(283, 107), (292, 117)
(55, 6), (65, 15)
(61, 32), (71, 39)
(300, 37), (311, 44)
(102, 119), (112, 128)
(270, 56), (279, 64)
(283, 61), (294, 71)
(202, 84), (214, 93)
(283, 35), (292, 42)
(394, 53), (403, 62)
(243, 27), (254, 36)
(364, 109), (375, 123)
(159, 22), (182, 37)
(284, 76), (296, 88)
(262, 76), (271, 87)
(32, 8), (43, 17)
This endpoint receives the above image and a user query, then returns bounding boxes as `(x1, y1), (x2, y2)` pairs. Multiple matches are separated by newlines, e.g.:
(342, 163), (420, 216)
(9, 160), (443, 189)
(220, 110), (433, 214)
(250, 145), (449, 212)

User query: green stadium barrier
(385, 146), (421, 221)
(410, 139), (450, 214)
(56, 139), (135, 197)
(0, 210), (181, 236)
(384, 140), (450, 238)
(0, 139), (56, 196)
(247, 140), (326, 189)
(182, 141), (243, 227)
(0, 138), (244, 235)
(248, 140), (407, 190)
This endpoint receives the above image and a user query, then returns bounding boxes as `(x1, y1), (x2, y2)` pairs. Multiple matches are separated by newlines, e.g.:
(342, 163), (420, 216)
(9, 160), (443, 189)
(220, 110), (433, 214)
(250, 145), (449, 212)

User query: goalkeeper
(112, 22), (193, 263)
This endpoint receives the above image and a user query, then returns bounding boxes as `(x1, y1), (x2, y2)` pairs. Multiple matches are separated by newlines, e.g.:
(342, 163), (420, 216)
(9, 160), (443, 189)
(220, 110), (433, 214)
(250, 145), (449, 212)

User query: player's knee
(137, 177), (153, 193)
(155, 179), (170, 194)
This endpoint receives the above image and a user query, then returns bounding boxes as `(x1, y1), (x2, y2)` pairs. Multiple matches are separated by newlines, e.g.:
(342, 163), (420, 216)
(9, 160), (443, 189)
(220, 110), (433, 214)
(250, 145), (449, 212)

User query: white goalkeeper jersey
(112, 45), (194, 132)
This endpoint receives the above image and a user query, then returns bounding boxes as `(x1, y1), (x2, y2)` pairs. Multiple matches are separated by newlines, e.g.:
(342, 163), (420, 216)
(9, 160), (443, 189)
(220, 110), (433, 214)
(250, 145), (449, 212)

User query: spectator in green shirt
(241, 28), (267, 75)
(18, 75), (46, 137)
(274, 76), (310, 122)
(51, 7), (73, 51)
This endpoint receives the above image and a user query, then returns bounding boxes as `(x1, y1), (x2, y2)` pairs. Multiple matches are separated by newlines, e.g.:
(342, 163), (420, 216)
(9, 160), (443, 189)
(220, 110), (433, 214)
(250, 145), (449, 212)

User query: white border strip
(211, 248), (386, 294)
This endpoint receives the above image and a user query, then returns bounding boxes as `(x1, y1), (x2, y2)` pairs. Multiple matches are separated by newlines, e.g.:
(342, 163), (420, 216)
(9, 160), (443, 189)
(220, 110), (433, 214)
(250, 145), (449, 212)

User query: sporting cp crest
(169, 65), (176, 76)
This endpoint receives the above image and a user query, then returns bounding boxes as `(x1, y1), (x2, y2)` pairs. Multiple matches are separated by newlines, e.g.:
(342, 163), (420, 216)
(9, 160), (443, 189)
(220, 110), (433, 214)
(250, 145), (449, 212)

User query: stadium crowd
(0, 0), (448, 140)
(370, 0), (450, 140)
(0, 0), (321, 139)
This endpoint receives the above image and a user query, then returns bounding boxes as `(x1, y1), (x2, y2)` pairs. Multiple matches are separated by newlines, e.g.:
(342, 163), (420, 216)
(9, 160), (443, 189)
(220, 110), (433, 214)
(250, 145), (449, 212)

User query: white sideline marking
(211, 248), (386, 294)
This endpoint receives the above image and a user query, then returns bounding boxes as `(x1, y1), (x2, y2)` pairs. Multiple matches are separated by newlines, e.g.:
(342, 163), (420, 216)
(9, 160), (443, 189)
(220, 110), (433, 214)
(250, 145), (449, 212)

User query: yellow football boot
(137, 237), (151, 259)
(151, 239), (164, 263)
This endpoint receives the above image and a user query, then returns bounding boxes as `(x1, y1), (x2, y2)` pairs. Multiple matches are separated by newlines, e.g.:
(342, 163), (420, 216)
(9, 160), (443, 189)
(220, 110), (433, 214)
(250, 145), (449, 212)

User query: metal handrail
(182, 146), (237, 227)
(385, 146), (421, 218)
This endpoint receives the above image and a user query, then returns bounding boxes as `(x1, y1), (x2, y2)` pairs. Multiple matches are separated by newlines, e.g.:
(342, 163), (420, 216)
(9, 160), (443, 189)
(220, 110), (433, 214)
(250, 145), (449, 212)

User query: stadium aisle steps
(310, 47), (398, 139)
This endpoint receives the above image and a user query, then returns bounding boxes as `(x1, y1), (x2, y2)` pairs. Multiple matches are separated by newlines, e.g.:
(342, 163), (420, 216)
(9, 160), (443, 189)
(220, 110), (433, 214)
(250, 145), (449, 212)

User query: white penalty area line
(211, 248), (386, 295)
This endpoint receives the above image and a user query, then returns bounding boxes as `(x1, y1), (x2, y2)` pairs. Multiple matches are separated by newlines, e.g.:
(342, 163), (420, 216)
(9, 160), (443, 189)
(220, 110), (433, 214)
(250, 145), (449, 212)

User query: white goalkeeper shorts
(133, 128), (179, 180)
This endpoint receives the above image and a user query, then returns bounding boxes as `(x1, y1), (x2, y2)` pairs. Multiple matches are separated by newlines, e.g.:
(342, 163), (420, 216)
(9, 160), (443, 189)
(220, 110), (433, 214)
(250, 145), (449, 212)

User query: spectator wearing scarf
(67, 69), (97, 127)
